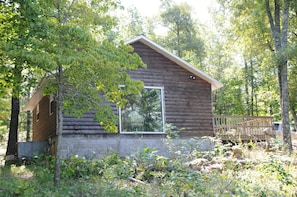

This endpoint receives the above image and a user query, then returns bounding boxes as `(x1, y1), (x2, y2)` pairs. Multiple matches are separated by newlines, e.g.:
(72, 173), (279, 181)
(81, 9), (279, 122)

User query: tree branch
(274, 0), (281, 36)
(64, 0), (77, 23)
(265, 0), (276, 42)
(281, 0), (289, 47)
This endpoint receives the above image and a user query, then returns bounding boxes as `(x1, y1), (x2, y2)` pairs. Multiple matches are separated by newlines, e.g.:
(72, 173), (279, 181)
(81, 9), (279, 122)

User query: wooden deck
(214, 116), (275, 142)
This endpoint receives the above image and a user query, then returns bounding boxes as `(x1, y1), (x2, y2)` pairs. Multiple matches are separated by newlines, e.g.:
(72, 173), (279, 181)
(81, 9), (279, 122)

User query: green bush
(61, 155), (104, 179)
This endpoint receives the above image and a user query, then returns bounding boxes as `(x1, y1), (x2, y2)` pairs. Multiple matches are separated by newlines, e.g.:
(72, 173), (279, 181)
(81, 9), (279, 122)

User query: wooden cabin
(24, 36), (223, 158)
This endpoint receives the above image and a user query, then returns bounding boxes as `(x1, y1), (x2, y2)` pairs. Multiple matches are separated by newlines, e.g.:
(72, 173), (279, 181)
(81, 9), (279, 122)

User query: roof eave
(23, 77), (46, 111)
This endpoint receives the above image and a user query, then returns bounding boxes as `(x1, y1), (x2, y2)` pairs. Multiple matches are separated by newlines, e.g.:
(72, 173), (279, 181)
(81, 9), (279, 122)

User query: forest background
(1, 0), (297, 153)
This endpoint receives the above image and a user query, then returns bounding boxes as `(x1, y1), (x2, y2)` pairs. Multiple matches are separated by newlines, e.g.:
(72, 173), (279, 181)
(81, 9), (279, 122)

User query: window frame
(119, 86), (165, 134)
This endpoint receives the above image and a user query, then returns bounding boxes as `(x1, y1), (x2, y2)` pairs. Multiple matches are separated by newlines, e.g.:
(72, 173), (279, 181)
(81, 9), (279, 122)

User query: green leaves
(60, 37), (145, 131)
(27, 0), (146, 132)
(0, 0), (147, 134)
(159, 2), (206, 64)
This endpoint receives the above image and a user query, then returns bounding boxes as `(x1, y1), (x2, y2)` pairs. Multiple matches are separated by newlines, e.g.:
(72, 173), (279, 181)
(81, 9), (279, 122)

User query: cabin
(23, 36), (223, 159)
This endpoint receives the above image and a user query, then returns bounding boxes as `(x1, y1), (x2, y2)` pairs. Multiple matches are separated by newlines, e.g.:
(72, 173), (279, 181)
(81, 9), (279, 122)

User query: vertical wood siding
(61, 42), (214, 136)
(62, 105), (117, 134)
(129, 42), (214, 136)
(34, 40), (215, 139)
(32, 96), (56, 141)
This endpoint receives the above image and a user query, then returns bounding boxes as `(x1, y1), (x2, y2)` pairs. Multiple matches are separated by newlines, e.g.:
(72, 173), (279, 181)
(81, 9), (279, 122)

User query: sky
(120, 0), (216, 24)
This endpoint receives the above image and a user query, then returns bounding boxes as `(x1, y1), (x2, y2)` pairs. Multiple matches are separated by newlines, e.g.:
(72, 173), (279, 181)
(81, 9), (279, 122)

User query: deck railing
(214, 116), (274, 141)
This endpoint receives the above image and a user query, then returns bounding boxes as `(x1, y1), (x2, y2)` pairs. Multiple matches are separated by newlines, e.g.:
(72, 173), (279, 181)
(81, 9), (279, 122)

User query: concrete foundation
(59, 135), (215, 159)
(18, 141), (49, 159)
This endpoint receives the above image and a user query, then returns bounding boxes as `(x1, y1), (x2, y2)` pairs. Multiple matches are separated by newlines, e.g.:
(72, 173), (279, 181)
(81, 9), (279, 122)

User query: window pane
(121, 88), (163, 132)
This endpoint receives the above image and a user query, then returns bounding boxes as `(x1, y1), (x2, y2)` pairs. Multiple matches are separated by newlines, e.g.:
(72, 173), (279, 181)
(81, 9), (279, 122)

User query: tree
(0, 0), (44, 162)
(288, 1), (297, 132)
(158, 2), (206, 66)
(0, 2), (18, 162)
(265, 0), (292, 151)
(1, 0), (145, 184)
(22, 0), (146, 185)
(215, 0), (293, 151)
(118, 6), (145, 40)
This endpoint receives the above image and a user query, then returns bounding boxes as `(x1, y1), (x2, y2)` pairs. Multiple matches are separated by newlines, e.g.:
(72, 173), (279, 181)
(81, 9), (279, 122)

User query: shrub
(61, 155), (104, 179)
(1, 139), (297, 196)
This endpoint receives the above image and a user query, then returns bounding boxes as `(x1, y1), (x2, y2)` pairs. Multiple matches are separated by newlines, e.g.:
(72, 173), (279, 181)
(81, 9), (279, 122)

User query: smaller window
(49, 95), (54, 115)
(36, 104), (40, 122)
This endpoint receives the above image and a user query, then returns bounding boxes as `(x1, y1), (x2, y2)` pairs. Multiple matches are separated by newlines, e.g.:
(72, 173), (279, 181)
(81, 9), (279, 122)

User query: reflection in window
(120, 87), (164, 133)
(36, 104), (40, 122)
(49, 94), (54, 115)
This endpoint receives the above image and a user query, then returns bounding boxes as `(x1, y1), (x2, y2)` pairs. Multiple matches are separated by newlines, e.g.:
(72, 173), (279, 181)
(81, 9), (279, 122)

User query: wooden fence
(214, 116), (274, 141)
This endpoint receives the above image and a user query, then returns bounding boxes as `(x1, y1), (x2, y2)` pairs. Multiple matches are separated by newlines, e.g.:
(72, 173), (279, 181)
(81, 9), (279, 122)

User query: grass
(0, 137), (297, 197)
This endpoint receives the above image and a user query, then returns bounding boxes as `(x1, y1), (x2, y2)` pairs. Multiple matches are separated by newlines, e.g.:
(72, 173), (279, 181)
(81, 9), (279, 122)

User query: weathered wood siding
(62, 105), (117, 134)
(57, 41), (214, 137)
(32, 96), (56, 141)
(129, 42), (214, 136)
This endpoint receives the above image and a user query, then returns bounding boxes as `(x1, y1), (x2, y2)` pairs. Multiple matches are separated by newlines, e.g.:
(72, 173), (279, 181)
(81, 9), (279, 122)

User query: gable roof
(125, 35), (223, 91)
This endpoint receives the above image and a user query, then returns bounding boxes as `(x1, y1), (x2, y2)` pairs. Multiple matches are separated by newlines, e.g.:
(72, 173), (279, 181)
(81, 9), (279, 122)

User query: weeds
(1, 137), (297, 196)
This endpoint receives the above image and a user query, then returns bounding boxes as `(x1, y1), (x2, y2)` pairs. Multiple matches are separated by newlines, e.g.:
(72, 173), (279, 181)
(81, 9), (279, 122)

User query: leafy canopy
(33, 0), (146, 132)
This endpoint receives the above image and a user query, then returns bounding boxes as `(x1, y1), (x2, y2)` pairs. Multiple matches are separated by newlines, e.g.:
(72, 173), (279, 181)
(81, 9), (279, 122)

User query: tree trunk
(279, 0), (292, 152)
(5, 65), (21, 164)
(54, 64), (63, 186)
(26, 92), (31, 141)
(5, 96), (20, 163)
(280, 59), (292, 151)
(254, 92), (259, 117)
(244, 60), (250, 115)
(26, 110), (31, 141)
(250, 59), (254, 116)
(177, 24), (181, 57)
(265, 0), (292, 152)
(54, 2), (63, 185)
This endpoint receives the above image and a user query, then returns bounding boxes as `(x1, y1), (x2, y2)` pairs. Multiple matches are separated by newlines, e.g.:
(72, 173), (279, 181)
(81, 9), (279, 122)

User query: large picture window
(120, 86), (165, 133)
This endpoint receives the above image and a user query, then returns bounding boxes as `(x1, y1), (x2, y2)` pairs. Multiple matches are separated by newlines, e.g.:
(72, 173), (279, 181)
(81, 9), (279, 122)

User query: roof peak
(125, 36), (223, 91)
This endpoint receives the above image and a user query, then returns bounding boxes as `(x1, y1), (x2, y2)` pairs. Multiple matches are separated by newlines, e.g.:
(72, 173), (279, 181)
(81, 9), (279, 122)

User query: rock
(209, 163), (223, 172)
(184, 158), (209, 170)
(232, 146), (243, 159)
(200, 166), (210, 173)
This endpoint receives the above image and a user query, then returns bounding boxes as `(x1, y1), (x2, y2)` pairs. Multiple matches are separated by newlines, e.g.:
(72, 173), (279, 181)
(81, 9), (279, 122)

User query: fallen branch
(128, 177), (146, 185)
